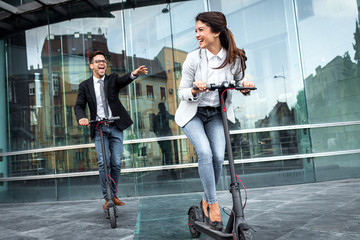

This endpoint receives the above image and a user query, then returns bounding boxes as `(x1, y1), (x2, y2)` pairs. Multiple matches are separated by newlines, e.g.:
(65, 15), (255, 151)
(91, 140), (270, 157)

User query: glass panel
(6, 8), (131, 151)
(125, 128), (312, 169)
(230, 158), (314, 187)
(297, 0), (360, 124)
(46, 18), (124, 146)
(132, 158), (315, 197)
(296, 0), (360, 182)
(1, 126), (314, 183)
(0, 40), (7, 187)
(314, 153), (360, 182)
(0, 179), (56, 203)
(57, 176), (102, 201)
(125, 139), (186, 168)
(122, 1), (204, 138)
(1, 0), (358, 203)
(6, 24), (93, 151)
(7, 148), (98, 178)
(209, 0), (307, 131)
(232, 128), (312, 172)
(0, 156), (319, 203)
(121, 1), (206, 167)
(310, 125), (360, 153)
(232, 129), (306, 159)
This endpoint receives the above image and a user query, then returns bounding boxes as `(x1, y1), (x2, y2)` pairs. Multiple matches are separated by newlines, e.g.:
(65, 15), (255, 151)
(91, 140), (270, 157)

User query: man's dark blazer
(74, 72), (134, 138)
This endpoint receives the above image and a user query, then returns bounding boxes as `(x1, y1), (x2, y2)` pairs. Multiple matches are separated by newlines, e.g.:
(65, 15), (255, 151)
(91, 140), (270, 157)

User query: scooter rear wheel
(239, 228), (254, 240)
(109, 206), (117, 228)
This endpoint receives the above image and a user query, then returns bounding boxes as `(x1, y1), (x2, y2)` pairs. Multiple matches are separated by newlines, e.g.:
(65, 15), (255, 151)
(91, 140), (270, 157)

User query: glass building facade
(0, 0), (359, 202)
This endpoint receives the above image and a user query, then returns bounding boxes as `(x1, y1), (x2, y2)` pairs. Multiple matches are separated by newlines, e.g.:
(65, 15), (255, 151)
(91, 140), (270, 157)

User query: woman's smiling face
(195, 20), (218, 50)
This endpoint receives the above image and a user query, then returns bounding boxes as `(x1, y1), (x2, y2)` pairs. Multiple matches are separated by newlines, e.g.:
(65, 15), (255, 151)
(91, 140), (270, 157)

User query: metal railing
(1, 121), (360, 182)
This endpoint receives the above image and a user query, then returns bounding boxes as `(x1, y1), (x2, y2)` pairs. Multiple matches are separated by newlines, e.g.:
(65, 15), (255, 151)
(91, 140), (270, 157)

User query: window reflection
(2, 0), (358, 183)
(297, 0), (360, 155)
(4, 0), (307, 174)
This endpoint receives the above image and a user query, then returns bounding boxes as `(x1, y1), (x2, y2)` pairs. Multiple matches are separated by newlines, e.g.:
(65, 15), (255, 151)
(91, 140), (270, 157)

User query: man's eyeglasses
(93, 59), (107, 64)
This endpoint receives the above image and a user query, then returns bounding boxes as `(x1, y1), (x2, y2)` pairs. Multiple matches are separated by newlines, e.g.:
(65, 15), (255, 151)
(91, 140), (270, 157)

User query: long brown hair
(196, 11), (247, 79)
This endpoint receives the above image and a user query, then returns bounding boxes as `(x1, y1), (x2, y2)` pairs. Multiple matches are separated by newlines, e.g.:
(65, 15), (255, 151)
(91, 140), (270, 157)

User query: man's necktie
(98, 80), (109, 118)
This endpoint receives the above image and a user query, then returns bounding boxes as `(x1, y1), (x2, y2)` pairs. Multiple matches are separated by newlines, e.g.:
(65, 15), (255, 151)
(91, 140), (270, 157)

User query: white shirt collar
(206, 47), (225, 61)
(93, 75), (105, 83)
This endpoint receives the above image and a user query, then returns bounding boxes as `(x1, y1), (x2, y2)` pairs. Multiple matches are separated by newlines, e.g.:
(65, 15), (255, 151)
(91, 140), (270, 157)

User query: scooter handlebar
(89, 116), (120, 124)
(192, 82), (257, 91)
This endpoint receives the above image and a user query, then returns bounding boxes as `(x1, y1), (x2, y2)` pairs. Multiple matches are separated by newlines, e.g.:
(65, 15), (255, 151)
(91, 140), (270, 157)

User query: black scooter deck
(194, 221), (233, 240)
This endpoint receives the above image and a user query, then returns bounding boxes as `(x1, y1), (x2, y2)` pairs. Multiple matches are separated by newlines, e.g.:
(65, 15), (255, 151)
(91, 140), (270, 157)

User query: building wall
(0, 0), (360, 202)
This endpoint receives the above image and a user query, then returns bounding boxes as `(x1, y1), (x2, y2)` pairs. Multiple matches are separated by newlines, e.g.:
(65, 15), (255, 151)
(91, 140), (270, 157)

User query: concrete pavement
(0, 178), (359, 239)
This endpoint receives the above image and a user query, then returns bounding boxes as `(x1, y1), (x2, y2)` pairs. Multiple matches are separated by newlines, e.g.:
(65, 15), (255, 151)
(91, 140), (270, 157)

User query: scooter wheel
(239, 228), (254, 240)
(109, 206), (117, 228)
(188, 207), (202, 238)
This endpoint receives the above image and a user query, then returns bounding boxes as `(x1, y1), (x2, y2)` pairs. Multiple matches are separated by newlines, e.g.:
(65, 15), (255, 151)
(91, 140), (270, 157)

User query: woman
(175, 11), (255, 231)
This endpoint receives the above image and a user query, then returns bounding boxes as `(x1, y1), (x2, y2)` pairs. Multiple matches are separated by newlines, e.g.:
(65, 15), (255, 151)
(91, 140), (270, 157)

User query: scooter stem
(218, 89), (246, 234)
(99, 123), (112, 200)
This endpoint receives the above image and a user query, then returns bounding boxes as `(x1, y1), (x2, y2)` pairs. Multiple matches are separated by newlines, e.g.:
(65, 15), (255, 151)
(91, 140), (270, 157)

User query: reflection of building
(255, 101), (297, 157)
(305, 53), (357, 123)
(252, 101), (302, 173)
(26, 33), (189, 172)
(305, 53), (360, 152)
(156, 47), (187, 115)
(1, 0), (359, 203)
(5, 38), (48, 176)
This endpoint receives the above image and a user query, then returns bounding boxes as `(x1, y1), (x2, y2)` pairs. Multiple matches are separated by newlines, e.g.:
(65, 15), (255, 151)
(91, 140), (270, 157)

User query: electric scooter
(89, 116), (120, 229)
(187, 82), (256, 240)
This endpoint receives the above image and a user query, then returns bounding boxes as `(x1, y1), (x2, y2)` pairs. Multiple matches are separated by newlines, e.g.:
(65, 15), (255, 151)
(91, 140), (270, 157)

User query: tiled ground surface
(1, 178), (359, 240)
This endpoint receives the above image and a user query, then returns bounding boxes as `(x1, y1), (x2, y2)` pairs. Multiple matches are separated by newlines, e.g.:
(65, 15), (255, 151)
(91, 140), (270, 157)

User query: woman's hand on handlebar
(241, 80), (255, 94)
(192, 81), (209, 95)
(79, 118), (90, 127)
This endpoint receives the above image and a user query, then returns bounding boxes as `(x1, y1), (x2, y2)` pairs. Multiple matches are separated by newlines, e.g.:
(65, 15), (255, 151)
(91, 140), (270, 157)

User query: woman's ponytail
(219, 28), (247, 79)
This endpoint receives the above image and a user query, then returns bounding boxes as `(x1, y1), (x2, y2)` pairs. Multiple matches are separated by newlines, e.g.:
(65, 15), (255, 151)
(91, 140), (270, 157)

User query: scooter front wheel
(188, 206), (202, 238)
(109, 206), (117, 228)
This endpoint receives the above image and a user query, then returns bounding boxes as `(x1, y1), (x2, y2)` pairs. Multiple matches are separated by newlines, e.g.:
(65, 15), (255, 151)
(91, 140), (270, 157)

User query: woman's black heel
(200, 200), (209, 225)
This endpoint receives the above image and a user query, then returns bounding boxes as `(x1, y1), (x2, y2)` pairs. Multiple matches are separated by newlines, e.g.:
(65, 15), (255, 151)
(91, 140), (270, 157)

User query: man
(153, 103), (178, 180)
(153, 102), (174, 165)
(74, 50), (147, 210)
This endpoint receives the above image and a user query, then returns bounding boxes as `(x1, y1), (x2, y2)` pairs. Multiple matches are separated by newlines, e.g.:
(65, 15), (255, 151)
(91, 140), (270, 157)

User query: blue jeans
(94, 124), (123, 199)
(182, 108), (226, 204)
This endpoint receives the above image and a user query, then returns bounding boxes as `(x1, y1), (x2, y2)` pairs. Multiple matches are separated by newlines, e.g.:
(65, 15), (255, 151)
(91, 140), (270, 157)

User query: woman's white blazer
(175, 48), (244, 127)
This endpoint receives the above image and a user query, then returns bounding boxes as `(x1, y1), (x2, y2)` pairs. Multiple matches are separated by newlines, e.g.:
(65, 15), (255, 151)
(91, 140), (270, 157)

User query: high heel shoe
(209, 202), (223, 231)
(200, 200), (209, 225)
